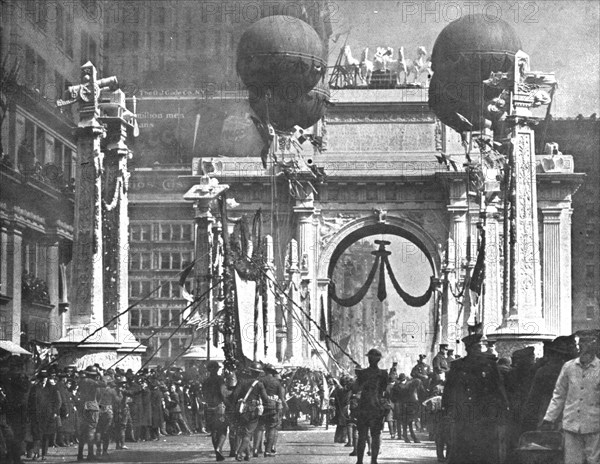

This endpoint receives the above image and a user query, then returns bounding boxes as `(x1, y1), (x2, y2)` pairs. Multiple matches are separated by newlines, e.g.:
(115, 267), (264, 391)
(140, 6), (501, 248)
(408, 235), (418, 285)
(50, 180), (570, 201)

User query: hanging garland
(329, 240), (435, 308)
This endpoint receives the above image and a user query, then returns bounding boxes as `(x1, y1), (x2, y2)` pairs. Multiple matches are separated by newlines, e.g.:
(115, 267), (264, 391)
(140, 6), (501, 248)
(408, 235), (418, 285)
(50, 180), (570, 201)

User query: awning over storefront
(0, 340), (33, 355)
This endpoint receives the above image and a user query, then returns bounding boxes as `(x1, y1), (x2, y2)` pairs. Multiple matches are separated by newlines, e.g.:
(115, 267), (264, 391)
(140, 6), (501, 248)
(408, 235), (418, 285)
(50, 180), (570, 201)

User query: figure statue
(342, 45), (361, 87)
(398, 47), (432, 86)
(373, 47), (396, 72)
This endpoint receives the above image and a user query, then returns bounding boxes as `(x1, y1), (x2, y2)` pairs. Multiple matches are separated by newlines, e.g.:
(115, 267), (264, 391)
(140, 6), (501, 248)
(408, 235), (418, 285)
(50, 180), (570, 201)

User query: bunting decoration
(329, 240), (436, 308)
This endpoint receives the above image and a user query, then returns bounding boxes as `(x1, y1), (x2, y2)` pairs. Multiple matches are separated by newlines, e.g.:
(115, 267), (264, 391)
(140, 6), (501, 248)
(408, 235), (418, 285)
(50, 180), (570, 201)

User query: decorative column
(294, 193), (317, 366)
(482, 202), (502, 329)
(4, 224), (22, 344)
(45, 235), (60, 341)
(445, 176), (469, 353)
(99, 90), (145, 370)
(183, 176), (228, 361)
(53, 63), (120, 368)
(285, 238), (303, 364)
(487, 51), (555, 357)
(262, 235), (278, 364)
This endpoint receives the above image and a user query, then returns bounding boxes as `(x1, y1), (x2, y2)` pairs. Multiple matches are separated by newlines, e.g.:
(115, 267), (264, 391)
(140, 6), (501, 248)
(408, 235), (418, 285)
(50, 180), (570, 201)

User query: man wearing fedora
(442, 331), (509, 464)
(352, 348), (389, 464)
(543, 330), (600, 464)
(522, 335), (576, 431)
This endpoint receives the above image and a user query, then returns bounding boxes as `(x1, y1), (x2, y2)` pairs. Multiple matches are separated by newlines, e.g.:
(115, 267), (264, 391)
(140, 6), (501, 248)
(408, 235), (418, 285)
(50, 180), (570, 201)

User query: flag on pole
(330, 334), (352, 359)
(469, 231), (486, 295)
(179, 261), (195, 303)
(319, 295), (327, 341)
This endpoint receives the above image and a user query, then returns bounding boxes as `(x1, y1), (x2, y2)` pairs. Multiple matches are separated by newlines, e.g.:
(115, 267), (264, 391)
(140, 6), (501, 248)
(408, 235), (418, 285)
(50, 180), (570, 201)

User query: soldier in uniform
(432, 344), (450, 387)
(352, 348), (389, 464)
(202, 361), (229, 462)
(442, 333), (509, 464)
(256, 364), (286, 457)
(410, 355), (432, 390)
(76, 366), (105, 462)
(232, 362), (269, 462)
(95, 377), (120, 457)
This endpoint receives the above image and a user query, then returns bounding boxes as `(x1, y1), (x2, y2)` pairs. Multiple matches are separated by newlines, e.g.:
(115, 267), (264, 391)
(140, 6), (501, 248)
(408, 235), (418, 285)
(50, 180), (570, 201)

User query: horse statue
(342, 45), (361, 87)
(360, 47), (374, 86)
(373, 47), (396, 72)
(398, 46), (432, 86)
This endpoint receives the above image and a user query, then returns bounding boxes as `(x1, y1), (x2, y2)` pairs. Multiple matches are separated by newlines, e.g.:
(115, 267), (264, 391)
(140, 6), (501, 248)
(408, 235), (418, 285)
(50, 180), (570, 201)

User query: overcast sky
(329, 0), (599, 117)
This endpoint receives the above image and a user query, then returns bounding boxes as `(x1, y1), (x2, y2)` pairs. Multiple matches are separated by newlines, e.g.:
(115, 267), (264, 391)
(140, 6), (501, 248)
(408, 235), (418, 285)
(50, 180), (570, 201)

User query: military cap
(461, 333), (483, 348)
(418, 354), (427, 360)
(206, 361), (220, 371)
(249, 361), (264, 372)
(447, 349), (455, 354)
(511, 346), (535, 360)
(263, 363), (278, 374)
(37, 369), (49, 379)
(439, 343), (449, 350)
(84, 365), (99, 376)
(366, 348), (382, 358)
(397, 373), (407, 382)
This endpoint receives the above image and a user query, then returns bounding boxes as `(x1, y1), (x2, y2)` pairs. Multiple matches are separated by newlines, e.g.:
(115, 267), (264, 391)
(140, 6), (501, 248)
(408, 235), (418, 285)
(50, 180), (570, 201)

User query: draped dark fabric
(384, 258), (435, 308)
(329, 244), (435, 308)
(328, 255), (380, 307)
(469, 231), (486, 295)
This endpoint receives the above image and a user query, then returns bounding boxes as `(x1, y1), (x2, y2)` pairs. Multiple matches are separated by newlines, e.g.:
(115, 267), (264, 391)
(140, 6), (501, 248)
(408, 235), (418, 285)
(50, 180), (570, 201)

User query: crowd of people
(0, 359), (291, 464)
(1, 328), (598, 464)
(328, 329), (600, 464)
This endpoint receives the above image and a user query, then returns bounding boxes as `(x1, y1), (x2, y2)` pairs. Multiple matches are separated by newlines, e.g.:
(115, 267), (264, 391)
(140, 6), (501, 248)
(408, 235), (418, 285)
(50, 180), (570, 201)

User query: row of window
(130, 224), (193, 243)
(129, 280), (192, 299)
(103, 4), (245, 27)
(23, 0), (75, 57)
(130, 251), (193, 271)
(129, 308), (182, 328)
(145, 336), (190, 360)
(12, 113), (76, 179)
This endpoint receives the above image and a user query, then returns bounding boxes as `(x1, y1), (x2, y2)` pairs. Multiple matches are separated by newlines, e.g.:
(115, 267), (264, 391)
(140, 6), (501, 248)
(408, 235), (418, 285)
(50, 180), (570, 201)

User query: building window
(130, 252), (152, 270)
(587, 306), (596, 320)
(159, 338), (169, 358)
(56, 3), (65, 47)
(64, 147), (73, 179)
(158, 31), (165, 49)
(146, 31), (152, 49)
(587, 264), (595, 280)
(160, 309), (181, 327)
(131, 31), (139, 49)
(159, 224), (193, 241)
(130, 308), (152, 327)
(159, 252), (191, 270)
(35, 127), (46, 164)
(186, 31), (192, 50)
(129, 280), (152, 298)
(158, 281), (183, 299)
(132, 56), (139, 74)
(130, 224), (152, 242)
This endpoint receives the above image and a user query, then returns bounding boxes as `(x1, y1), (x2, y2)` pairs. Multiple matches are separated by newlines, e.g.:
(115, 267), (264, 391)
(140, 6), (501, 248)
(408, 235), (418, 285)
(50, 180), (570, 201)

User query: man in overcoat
(442, 333), (509, 464)
(432, 344), (450, 387)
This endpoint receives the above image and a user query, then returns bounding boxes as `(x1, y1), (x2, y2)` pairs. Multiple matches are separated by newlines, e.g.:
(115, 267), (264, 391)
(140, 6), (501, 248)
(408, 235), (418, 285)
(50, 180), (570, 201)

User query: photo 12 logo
(398, 1), (539, 24)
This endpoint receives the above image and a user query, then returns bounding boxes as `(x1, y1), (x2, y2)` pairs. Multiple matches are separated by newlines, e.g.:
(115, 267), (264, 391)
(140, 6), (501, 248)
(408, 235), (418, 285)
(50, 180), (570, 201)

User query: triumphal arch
(196, 86), (581, 373)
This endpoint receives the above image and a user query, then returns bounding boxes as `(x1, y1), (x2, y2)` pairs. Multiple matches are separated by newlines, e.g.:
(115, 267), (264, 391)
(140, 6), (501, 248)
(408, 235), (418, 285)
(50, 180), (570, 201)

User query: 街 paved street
(37, 422), (438, 464)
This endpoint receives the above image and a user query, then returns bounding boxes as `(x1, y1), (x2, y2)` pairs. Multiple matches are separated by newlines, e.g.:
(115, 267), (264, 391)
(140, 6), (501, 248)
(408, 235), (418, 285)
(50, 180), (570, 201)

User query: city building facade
(0, 0), (104, 347)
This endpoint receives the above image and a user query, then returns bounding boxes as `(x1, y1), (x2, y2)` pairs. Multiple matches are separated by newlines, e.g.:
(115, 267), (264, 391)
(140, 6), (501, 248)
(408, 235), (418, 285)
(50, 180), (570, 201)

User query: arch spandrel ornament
(316, 213), (443, 281)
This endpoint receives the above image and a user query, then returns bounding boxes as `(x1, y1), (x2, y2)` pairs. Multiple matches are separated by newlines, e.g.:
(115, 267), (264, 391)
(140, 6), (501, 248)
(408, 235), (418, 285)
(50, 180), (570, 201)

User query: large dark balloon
(249, 79), (330, 132)
(429, 14), (522, 133)
(237, 15), (327, 100)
